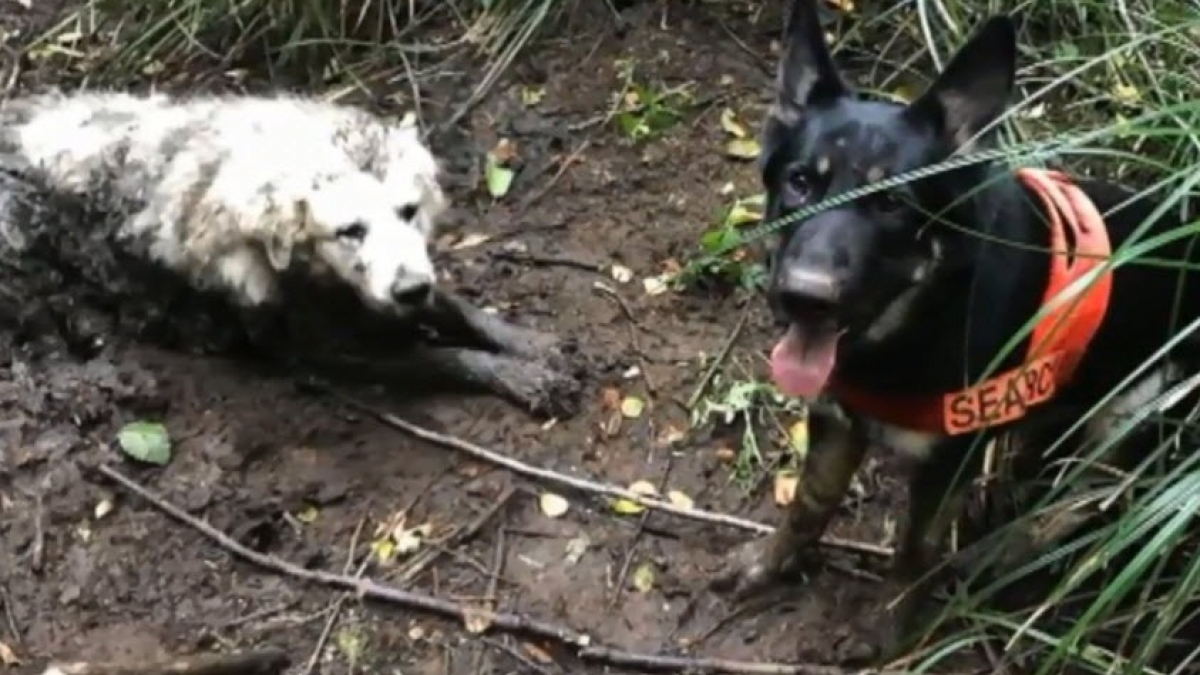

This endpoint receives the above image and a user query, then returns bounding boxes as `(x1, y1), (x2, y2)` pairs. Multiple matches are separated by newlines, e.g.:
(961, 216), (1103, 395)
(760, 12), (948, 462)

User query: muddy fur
(0, 90), (582, 417)
(715, 0), (1200, 665)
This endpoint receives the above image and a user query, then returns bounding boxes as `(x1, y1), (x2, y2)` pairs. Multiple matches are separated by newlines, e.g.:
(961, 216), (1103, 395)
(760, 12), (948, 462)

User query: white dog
(0, 90), (447, 314)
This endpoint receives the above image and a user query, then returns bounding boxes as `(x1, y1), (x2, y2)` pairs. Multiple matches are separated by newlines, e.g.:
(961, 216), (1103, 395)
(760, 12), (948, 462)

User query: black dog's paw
(711, 536), (802, 601)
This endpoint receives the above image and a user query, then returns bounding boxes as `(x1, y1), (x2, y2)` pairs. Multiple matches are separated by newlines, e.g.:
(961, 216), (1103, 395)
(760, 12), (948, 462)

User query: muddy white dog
(0, 90), (447, 313)
(0, 90), (580, 417)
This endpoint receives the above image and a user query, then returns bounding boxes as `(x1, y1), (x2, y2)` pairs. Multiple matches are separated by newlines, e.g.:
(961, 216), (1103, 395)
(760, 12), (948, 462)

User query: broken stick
(39, 648), (289, 675)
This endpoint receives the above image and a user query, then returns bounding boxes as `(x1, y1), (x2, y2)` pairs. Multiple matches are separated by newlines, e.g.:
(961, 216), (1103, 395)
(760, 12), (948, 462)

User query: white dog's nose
(391, 277), (433, 306)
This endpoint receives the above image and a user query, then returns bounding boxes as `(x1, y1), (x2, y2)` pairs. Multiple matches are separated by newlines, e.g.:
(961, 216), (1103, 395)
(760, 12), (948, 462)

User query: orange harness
(828, 169), (1114, 436)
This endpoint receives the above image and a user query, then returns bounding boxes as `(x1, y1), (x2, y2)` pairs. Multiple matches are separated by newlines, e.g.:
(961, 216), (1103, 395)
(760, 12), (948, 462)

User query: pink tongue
(770, 325), (839, 399)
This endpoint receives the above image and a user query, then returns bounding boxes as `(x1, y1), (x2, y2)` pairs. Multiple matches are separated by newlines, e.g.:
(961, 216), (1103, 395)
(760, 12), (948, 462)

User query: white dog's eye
(395, 203), (419, 221)
(335, 221), (368, 242)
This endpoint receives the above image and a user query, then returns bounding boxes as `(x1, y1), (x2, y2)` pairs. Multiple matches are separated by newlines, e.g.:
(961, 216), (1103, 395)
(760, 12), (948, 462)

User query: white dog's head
(268, 169), (437, 314)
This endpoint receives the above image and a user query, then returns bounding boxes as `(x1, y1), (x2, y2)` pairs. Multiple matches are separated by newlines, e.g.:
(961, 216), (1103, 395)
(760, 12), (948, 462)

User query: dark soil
(0, 3), (943, 673)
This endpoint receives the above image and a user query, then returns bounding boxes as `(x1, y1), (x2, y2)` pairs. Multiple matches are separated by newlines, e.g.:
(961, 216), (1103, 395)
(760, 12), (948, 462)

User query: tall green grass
(22, 0), (567, 104)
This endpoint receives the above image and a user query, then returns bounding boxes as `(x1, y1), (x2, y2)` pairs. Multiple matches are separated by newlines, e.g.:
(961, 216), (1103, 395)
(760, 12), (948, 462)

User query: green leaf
(484, 153), (515, 198)
(117, 421), (172, 465)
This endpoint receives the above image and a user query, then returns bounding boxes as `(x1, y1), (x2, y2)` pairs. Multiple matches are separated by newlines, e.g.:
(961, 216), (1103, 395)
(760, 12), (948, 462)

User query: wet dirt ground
(0, 3), (937, 673)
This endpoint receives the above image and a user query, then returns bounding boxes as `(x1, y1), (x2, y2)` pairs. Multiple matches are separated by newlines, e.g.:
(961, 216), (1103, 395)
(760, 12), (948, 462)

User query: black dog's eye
(395, 203), (419, 221)
(786, 170), (811, 202)
(335, 221), (368, 241)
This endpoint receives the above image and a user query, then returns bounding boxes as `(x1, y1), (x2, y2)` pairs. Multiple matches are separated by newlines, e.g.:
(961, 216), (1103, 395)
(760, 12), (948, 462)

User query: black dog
(717, 0), (1200, 663)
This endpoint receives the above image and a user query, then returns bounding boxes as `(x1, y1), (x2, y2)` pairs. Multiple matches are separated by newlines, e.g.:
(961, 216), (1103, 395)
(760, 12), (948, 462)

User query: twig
(31, 490), (44, 573)
(519, 139), (591, 209)
(491, 251), (603, 273)
(39, 649), (290, 675)
(92, 464), (907, 675)
(592, 281), (658, 395)
(687, 307), (749, 409)
(301, 519), (369, 675)
(398, 486), (516, 585)
(0, 583), (19, 643)
(610, 456), (675, 608)
(480, 637), (556, 675)
(470, 529), (507, 675)
(329, 392), (892, 558)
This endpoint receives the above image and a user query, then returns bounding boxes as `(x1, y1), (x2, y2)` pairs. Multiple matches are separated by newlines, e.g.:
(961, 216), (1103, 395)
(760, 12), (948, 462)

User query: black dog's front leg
(716, 405), (869, 597)
(841, 432), (990, 665)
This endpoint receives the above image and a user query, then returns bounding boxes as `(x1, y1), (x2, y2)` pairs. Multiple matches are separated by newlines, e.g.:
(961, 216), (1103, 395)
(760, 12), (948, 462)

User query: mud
(0, 3), (963, 673)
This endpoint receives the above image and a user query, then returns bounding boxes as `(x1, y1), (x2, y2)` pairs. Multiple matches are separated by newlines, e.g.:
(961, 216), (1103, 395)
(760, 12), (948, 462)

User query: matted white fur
(0, 90), (448, 312)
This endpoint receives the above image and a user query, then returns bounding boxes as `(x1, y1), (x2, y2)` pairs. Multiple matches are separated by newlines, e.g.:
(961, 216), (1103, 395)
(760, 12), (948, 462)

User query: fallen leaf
(610, 263), (634, 284)
(521, 86), (546, 106)
(0, 641), (20, 666)
(295, 504), (319, 524)
(622, 365), (641, 380)
(715, 447), (737, 464)
(620, 396), (645, 419)
(774, 471), (800, 507)
(642, 274), (670, 296)
(450, 232), (493, 250)
(889, 83), (919, 103)
(725, 138), (761, 160)
(463, 607), (493, 633)
(539, 492), (570, 518)
(611, 480), (658, 515)
(117, 421), (172, 466)
(408, 625), (425, 640)
(94, 498), (114, 520)
(667, 490), (694, 510)
(492, 138), (519, 163)
(371, 537), (397, 563)
(523, 642), (554, 664)
(601, 387), (622, 410)
(632, 562), (656, 593)
(335, 627), (366, 663)
(719, 108), (748, 138)
(828, 0), (856, 11)
(788, 420), (808, 455)
(565, 534), (590, 564)
(1112, 82), (1141, 104)
(656, 424), (686, 447)
(393, 521), (432, 555)
(484, 152), (515, 198)
(725, 201), (763, 227)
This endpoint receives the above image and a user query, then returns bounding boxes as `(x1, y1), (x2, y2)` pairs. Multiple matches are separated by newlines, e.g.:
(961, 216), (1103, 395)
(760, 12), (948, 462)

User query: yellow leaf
(889, 83), (919, 103)
(632, 563), (656, 593)
(642, 274), (670, 296)
(774, 471), (800, 507)
(371, 537), (397, 563)
(0, 641), (20, 666)
(666, 490), (694, 509)
(94, 498), (114, 520)
(788, 420), (808, 455)
(463, 607), (493, 634)
(1112, 82), (1141, 104)
(521, 86), (546, 106)
(610, 264), (634, 284)
(611, 480), (657, 515)
(719, 108), (748, 138)
(296, 504), (319, 524)
(539, 492), (570, 518)
(725, 201), (763, 227)
(620, 396), (645, 419)
(724, 138), (761, 160)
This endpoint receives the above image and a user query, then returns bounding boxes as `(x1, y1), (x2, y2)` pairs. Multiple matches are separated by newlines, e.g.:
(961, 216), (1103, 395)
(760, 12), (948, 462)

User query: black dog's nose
(775, 268), (841, 317)
(391, 279), (433, 306)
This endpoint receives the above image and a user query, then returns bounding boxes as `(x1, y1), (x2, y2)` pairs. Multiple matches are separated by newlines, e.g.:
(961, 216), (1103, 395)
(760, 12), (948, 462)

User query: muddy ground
(0, 3), (971, 673)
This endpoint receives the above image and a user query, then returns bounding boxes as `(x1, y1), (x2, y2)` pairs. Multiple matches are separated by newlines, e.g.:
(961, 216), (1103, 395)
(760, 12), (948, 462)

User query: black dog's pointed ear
(904, 16), (1017, 150)
(775, 0), (846, 119)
